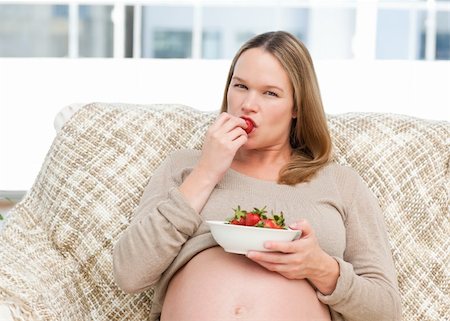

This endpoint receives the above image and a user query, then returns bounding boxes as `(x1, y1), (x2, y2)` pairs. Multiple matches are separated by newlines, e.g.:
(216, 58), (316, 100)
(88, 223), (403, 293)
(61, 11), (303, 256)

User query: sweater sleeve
(112, 152), (203, 294)
(317, 169), (402, 321)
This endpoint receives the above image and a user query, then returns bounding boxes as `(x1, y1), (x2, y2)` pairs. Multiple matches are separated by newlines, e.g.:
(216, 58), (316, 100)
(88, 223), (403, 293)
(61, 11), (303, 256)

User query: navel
(233, 305), (248, 318)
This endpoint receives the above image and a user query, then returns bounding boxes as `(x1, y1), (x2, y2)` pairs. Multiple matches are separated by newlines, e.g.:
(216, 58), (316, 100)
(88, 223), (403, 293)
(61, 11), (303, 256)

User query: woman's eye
(266, 91), (278, 97)
(234, 84), (247, 89)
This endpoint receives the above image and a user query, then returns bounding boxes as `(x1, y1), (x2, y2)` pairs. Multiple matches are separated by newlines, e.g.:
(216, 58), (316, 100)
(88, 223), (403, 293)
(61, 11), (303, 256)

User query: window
(0, 0), (448, 60)
(141, 6), (194, 58)
(201, 6), (278, 59)
(377, 1), (450, 60)
(301, 7), (355, 59)
(436, 11), (450, 59)
(0, 4), (68, 57)
(376, 9), (427, 59)
(202, 30), (221, 59)
(79, 5), (113, 57)
(153, 30), (192, 58)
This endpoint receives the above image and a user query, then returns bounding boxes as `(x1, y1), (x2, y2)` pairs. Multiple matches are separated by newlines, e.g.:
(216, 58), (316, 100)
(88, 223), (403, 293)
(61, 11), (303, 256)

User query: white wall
(1, 58), (449, 191)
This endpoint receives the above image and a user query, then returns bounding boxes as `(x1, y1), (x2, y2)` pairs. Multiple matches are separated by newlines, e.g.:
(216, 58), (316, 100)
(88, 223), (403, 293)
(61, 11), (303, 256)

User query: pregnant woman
(113, 31), (401, 321)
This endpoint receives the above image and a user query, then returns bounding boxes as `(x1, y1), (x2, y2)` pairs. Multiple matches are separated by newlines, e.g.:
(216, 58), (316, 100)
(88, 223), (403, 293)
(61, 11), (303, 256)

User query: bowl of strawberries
(206, 206), (301, 255)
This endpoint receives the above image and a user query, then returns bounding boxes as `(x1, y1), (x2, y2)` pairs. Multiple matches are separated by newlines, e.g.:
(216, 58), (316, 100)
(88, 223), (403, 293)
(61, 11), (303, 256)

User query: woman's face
(227, 47), (295, 150)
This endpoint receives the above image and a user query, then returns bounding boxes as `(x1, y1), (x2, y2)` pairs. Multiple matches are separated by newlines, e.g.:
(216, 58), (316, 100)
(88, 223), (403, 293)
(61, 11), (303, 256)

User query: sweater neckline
(228, 167), (277, 182)
(223, 167), (288, 189)
(221, 162), (336, 191)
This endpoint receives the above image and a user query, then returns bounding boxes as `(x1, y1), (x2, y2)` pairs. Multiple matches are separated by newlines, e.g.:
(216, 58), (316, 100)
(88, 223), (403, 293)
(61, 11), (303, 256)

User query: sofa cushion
(328, 113), (449, 320)
(40, 103), (214, 266)
(0, 102), (448, 320)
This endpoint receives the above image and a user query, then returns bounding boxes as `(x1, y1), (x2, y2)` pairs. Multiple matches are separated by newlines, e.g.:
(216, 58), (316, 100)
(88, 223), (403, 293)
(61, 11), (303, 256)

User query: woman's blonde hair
(220, 31), (332, 185)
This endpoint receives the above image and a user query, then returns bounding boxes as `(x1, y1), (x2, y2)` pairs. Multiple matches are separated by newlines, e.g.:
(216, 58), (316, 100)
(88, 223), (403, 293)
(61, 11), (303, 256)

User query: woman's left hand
(246, 219), (340, 295)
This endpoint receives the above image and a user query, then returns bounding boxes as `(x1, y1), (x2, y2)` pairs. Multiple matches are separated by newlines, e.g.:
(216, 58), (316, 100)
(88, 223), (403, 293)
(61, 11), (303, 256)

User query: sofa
(0, 102), (448, 321)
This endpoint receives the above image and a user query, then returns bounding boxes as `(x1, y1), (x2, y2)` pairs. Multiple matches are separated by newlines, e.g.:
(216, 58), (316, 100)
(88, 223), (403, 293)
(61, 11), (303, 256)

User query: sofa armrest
(0, 203), (76, 320)
(0, 103), (196, 320)
(53, 103), (85, 133)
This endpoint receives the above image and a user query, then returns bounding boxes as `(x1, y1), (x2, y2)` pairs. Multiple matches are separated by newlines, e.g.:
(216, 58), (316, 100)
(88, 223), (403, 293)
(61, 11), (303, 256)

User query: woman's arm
(113, 152), (203, 294)
(113, 113), (249, 294)
(247, 219), (341, 295)
(179, 112), (248, 213)
(247, 168), (401, 321)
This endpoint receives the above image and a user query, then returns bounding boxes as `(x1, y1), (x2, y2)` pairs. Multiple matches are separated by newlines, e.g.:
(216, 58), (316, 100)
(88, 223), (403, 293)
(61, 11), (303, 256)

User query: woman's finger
(263, 240), (299, 254)
(217, 115), (247, 135)
(227, 126), (247, 141)
(247, 250), (290, 264)
(208, 112), (231, 132)
(248, 257), (286, 273)
(289, 219), (314, 239)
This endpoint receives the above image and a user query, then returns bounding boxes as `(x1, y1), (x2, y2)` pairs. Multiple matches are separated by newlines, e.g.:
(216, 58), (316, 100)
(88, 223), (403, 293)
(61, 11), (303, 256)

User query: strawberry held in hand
(227, 206), (286, 229)
(241, 117), (255, 134)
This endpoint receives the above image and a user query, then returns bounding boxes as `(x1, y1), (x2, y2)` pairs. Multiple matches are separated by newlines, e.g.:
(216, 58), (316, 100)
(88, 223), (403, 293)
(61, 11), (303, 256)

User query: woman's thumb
(289, 219), (312, 237)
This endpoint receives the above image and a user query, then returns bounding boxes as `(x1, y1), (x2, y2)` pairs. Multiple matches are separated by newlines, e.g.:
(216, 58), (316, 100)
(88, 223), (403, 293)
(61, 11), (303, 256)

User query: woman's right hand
(178, 113), (248, 214)
(197, 112), (248, 183)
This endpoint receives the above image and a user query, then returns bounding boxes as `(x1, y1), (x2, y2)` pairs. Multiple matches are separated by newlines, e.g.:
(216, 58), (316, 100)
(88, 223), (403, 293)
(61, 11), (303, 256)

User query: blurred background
(0, 0), (449, 201)
(1, 0), (449, 59)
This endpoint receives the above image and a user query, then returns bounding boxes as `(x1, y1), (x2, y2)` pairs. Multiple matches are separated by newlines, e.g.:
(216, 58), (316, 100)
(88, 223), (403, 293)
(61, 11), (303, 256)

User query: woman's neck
(231, 147), (292, 181)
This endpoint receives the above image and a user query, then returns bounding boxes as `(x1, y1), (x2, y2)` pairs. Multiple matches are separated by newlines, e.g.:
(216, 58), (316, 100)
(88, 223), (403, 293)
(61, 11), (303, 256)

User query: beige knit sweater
(113, 149), (402, 321)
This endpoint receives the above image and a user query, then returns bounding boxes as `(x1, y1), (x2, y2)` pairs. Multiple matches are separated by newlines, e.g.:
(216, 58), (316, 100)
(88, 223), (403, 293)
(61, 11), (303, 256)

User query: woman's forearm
(309, 254), (340, 295)
(179, 165), (221, 214)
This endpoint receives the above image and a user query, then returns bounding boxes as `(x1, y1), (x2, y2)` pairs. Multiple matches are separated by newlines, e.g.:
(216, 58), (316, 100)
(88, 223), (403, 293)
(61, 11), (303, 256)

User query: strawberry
(226, 206), (286, 229)
(273, 211), (285, 227)
(230, 218), (245, 225)
(256, 211), (285, 229)
(257, 219), (284, 229)
(241, 117), (255, 134)
(245, 213), (261, 226)
(245, 206), (267, 226)
(227, 206), (247, 225)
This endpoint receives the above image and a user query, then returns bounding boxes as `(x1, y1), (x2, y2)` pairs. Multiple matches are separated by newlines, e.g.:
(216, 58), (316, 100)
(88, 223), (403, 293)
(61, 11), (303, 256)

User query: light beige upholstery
(0, 102), (448, 320)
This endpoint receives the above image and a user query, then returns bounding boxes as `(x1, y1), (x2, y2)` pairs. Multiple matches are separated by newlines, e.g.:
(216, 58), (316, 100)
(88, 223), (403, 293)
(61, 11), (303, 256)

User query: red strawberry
(258, 219), (283, 229)
(256, 211), (285, 229)
(245, 213), (261, 226)
(227, 205), (247, 225)
(226, 206), (286, 229)
(272, 212), (285, 228)
(230, 218), (245, 225)
(241, 117), (255, 134)
(245, 206), (267, 226)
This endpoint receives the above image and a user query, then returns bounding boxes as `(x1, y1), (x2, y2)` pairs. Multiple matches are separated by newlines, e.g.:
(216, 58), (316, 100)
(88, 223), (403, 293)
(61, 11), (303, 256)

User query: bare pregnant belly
(161, 247), (331, 321)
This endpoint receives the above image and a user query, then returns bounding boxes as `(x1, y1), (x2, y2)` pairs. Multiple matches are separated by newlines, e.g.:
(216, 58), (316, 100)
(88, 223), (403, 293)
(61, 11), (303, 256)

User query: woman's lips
(240, 117), (255, 134)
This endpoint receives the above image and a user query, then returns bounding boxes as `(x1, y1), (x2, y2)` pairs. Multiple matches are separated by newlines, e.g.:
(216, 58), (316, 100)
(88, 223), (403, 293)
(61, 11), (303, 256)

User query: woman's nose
(241, 91), (260, 112)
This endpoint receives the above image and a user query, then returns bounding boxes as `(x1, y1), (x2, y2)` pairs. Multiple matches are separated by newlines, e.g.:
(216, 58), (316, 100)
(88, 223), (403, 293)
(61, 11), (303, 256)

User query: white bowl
(206, 220), (301, 255)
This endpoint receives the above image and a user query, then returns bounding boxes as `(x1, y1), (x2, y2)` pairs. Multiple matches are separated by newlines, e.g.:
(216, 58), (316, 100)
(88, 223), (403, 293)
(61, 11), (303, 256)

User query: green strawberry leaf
(232, 205), (247, 219)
